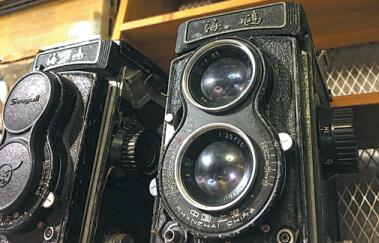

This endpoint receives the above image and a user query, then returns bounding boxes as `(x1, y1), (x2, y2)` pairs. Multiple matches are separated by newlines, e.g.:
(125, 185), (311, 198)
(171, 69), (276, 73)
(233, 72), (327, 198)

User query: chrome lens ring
(182, 39), (261, 113)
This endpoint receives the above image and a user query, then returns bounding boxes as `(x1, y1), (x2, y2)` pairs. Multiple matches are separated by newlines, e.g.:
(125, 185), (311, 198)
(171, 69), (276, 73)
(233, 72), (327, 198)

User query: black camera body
(0, 39), (166, 243)
(152, 2), (357, 243)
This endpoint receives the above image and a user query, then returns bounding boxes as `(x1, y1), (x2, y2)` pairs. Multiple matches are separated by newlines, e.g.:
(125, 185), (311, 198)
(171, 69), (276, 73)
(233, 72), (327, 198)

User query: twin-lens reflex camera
(0, 2), (359, 243)
(0, 39), (166, 243)
(151, 2), (358, 243)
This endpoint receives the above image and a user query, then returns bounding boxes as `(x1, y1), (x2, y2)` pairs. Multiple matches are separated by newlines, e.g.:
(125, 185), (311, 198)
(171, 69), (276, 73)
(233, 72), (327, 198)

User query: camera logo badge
(0, 161), (23, 187)
(46, 47), (85, 66)
(71, 47), (84, 61)
(10, 95), (40, 106)
(241, 10), (262, 26)
(204, 19), (222, 33)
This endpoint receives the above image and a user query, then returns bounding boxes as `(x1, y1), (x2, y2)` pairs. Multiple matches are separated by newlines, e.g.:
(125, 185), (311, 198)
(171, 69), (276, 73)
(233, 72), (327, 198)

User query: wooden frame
(113, 0), (379, 71)
(330, 92), (379, 108)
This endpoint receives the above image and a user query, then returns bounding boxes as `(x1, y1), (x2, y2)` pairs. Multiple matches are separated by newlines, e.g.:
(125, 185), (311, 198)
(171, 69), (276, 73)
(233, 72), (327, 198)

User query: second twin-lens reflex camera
(151, 2), (358, 243)
(0, 39), (166, 243)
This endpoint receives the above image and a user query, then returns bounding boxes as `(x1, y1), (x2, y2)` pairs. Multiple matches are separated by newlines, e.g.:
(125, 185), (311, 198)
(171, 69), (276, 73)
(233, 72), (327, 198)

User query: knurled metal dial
(110, 125), (160, 177)
(318, 106), (358, 176)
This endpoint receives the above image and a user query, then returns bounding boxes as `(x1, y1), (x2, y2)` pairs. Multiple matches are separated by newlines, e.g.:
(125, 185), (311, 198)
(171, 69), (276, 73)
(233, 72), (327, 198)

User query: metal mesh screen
(337, 149), (379, 243)
(326, 42), (379, 96)
(327, 42), (379, 243)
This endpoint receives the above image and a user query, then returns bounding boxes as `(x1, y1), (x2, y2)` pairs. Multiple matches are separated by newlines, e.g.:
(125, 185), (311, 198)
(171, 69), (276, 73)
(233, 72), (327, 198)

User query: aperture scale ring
(161, 121), (283, 238)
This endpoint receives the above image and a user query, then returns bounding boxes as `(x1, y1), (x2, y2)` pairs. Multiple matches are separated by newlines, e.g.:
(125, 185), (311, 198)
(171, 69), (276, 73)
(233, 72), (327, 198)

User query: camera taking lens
(177, 124), (256, 211)
(195, 141), (246, 197)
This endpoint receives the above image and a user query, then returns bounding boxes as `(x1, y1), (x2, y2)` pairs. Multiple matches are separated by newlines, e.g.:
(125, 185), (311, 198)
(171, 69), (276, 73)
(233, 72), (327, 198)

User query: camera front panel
(0, 39), (148, 242)
(0, 39), (167, 243)
(154, 32), (315, 242)
(0, 68), (105, 242)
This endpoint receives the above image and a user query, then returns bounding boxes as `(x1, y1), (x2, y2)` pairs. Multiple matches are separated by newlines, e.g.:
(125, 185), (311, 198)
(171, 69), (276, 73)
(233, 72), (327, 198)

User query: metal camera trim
(175, 123), (257, 211)
(182, 39), (259, 113)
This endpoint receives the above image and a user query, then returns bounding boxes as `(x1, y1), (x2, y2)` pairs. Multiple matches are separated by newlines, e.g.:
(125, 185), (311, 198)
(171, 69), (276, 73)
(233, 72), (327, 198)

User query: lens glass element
(200, 58), (248, 106)
(186, 42), (256, 111)
(179, 127), (256, 209)
(194, 141), (246, 197)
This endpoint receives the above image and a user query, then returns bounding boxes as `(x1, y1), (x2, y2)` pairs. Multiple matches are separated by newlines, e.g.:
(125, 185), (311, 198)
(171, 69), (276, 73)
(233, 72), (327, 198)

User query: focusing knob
(110, 125), (160, 177)
(318, 106), (358, 177)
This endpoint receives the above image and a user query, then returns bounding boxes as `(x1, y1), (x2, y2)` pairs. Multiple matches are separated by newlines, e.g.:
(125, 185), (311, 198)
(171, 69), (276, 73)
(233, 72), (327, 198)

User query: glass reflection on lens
(194, 141), (246, 197)
(200, 57), (249, 106)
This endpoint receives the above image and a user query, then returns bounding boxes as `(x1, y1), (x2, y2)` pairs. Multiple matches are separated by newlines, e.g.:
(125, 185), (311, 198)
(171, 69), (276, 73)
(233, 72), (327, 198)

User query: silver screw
(163, 223), (186, 243)
(260, 224), (271, 233)
(276, 228), (295, 243)
(163, 229), (176, 242)
(44, 227), (55, 241)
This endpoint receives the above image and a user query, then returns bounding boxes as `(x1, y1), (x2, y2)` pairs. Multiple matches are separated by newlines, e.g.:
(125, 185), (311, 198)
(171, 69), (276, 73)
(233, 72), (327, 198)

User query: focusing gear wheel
(110, 125), (160, 177)
(318, 106), (358, 177)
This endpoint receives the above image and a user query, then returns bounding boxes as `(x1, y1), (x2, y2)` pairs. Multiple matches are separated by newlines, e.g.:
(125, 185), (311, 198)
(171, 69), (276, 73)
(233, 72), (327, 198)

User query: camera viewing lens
(177, 125), (256, 211)
(200, 57), (249, 107)
(194, 141), (246, 197)
(184, 40), (260, 112)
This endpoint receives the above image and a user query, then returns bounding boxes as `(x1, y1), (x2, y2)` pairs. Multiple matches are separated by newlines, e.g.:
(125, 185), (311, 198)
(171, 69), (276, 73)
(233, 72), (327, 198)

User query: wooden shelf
(0, 0), (117, 64)
(113, 0), (379, 108)
(113, 0), (379, 72)
(330, 92), (379, 108)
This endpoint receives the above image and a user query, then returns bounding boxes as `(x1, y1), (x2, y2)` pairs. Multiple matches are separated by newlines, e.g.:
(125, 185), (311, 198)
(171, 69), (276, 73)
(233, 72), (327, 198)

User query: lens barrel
(175, 124), (257, 211)
(182, 39), (262, 113)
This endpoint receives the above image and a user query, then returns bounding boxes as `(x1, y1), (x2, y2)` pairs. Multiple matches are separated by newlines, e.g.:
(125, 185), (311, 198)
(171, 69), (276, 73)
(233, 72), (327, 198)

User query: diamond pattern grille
(326, 42), (379, 96)
(326, 42), (379, 242)
(337, 149), (379, 243)
(359, 149), (379, 172)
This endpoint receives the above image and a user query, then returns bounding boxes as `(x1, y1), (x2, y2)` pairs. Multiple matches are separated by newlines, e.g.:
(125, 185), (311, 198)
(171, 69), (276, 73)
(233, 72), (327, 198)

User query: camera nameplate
(184, 2), (287, 44)
(34, 40), (102, 71)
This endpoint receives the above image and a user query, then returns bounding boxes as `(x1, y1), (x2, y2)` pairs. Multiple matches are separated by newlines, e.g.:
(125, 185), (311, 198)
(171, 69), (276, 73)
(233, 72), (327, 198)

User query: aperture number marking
(260, 141), (278, 187)
(218, 131), (245, 149)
